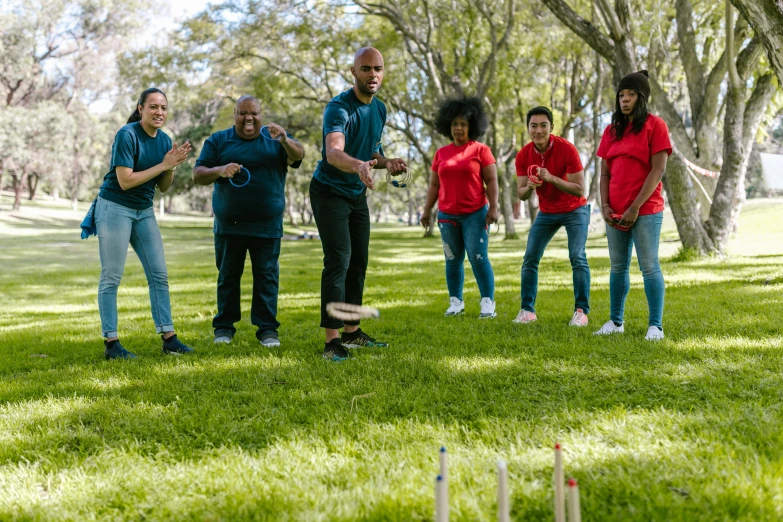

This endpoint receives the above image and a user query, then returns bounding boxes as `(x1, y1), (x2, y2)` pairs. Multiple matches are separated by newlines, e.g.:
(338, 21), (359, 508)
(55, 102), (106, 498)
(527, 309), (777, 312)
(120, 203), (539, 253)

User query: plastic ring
(229, 167), (251, 188)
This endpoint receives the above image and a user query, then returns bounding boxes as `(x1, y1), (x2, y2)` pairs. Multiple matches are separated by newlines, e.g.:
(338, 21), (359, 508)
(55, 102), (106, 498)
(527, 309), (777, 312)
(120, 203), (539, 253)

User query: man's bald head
(236, 95), (260, 109)
(351, 47), (385, 99)
(353, 47), (383, 67)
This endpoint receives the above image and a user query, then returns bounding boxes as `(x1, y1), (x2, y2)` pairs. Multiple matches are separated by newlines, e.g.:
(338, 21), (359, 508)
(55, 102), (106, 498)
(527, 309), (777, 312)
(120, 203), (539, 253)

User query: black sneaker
(162, 334), (194, 355)
(104, 339), (137, 360)
(341, 328), (389, 348)
(323, 338), (351, 361)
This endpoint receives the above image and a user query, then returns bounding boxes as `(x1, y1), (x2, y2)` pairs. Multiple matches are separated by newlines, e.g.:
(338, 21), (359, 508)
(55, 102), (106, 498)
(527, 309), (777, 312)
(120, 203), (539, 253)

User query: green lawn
(1, 195), (782, 521)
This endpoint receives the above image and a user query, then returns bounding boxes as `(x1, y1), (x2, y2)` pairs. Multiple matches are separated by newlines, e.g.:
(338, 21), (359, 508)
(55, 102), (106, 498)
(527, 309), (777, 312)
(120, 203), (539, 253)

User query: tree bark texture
(731, 0), (783, 87)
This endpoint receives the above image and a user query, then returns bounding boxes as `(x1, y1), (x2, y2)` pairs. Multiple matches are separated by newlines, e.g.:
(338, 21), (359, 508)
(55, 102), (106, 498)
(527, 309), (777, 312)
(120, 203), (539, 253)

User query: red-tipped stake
(497, 460), (510, 522)
(567, 478), (581, 522)
(435, 475), (449, 522)
(554, 444), (565, 522)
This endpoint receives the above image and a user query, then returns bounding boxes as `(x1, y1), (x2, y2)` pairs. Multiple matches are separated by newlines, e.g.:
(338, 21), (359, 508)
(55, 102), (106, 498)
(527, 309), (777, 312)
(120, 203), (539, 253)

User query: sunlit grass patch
(0, 199), (782, 520)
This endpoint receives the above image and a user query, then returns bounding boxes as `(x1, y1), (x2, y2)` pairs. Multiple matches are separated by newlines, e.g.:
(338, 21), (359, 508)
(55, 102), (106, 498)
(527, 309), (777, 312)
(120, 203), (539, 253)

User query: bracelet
(628, 208), (639, 214)
(601, 204), (610, 209)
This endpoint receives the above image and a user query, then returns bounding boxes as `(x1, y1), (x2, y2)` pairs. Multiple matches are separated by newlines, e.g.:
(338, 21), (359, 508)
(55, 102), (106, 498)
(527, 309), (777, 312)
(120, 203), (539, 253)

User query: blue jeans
(95, 197), (174, 338)
(437, 205), (494, 300)
(521, 205), (591, 313)
(605, 212), (664, 328)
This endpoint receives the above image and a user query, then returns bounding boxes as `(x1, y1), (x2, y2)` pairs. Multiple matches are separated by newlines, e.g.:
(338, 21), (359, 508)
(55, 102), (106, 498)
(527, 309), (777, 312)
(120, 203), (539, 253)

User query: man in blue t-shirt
(193, 95), (304, 347)
(309, 47), (408, 361)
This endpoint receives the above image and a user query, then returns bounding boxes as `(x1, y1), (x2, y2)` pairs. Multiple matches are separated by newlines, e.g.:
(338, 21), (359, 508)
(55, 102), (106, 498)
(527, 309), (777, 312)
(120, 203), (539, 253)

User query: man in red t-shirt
(513, 106), (590, 326)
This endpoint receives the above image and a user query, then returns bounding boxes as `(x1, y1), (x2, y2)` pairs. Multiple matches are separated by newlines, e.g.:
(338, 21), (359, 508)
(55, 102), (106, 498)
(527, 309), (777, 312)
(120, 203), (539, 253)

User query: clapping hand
(163, 142), (192, 170)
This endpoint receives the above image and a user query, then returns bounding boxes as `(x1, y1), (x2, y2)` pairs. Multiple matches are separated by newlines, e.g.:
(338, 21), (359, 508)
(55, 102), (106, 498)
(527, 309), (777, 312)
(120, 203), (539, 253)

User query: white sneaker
(568, 308), (589, 327)
(444, 297), (465, 316)
(593, 320), (624, 335)
(645, 326), (664, 341)
(478, 297), (496, 319)
(513, 310), (537, 324)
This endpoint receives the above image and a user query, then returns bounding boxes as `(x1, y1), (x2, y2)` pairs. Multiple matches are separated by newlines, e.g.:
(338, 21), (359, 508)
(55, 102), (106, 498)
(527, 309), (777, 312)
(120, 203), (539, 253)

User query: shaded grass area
(0, 199), (782, 521)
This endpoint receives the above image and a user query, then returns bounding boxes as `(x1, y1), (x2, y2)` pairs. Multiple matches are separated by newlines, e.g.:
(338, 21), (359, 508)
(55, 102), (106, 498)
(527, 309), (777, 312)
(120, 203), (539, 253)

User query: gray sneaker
(259, 331), (280, 347)
(214, 330), (233, 344)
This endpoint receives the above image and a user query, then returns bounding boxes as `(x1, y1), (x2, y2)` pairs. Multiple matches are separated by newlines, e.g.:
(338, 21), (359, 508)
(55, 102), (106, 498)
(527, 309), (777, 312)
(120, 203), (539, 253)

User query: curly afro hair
(434, 96), (489, 142)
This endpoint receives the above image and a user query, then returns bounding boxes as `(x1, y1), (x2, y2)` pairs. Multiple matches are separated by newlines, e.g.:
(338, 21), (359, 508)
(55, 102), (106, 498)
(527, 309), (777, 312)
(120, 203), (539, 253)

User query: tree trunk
(499, 162), (517, 239)
(731, 0), (783, 87)
(288, 186), (299, 227)
(705, 90), (744, 252)
(730, 74), (777, 231)
(28, 173), (39, 200)
(662, 154), (716, 254)
(12, 171), (28, 211)
(588, 47), (603, 205)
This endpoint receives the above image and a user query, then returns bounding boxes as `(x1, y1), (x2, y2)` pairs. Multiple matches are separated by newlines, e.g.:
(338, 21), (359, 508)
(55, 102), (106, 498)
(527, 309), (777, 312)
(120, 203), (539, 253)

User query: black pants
(309, 178), (370, 329)
(212, 234), (281, 338)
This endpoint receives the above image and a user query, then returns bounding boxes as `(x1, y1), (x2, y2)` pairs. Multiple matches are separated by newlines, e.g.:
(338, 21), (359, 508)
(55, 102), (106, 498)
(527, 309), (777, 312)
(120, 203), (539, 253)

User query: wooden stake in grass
(438, 447), (448, 521)
(554, 444), (565, 522)
(435, 474), (449, 522)
(440, 446), (448, 484)
(497, 460), (510, 522)
(567, 478), (581, 522)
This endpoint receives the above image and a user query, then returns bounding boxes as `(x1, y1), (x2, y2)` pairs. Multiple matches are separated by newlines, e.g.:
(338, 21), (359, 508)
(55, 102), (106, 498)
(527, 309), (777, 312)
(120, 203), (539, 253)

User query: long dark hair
(610, 92), (648, 141)
(127, 88), (167, 124)
(434, 96), (489, 141)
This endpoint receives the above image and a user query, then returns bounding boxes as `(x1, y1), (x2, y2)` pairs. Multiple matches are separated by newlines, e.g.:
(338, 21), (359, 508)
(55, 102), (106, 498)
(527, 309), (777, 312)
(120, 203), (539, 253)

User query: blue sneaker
(104, 339), (137, 360)
(323, 338), (351, 362)
(162, 334), (194, 355)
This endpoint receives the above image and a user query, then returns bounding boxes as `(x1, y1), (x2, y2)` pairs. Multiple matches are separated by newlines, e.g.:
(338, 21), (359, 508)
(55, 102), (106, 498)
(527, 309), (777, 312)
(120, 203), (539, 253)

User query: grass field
(1, 195), (782, 521)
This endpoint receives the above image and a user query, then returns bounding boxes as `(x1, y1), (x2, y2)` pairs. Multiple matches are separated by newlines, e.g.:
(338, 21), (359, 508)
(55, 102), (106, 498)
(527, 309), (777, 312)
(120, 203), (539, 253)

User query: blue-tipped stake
(439, 446), (448, 483)
(435, 474), (448, 522)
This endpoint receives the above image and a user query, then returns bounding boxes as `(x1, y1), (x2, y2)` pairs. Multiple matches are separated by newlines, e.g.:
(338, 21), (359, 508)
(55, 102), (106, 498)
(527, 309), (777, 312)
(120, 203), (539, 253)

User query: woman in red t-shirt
(594, 70), (672, 341)
(421, 97), (500, 319)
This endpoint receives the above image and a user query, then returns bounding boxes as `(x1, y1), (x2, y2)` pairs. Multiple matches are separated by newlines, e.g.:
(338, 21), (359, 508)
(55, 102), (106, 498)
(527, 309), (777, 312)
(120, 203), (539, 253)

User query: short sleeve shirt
(313, 88), (386, 197)
(515, 135), (586, 214)
(98, 122), (172, 210)
(431, 141), (496, 215)
(195, 126), (302, 238)
(596, 114), (672, 215)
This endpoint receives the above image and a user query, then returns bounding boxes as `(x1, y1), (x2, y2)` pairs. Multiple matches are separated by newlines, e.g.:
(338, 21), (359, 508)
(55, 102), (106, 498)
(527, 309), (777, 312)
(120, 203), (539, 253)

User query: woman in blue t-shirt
(95, 88), (194, 359)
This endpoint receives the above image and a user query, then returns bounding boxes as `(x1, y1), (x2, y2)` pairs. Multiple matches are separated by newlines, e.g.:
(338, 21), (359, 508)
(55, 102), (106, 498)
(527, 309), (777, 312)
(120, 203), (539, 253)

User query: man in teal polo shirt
(309, 46), (408, 361)
(193, 95), (304, 347)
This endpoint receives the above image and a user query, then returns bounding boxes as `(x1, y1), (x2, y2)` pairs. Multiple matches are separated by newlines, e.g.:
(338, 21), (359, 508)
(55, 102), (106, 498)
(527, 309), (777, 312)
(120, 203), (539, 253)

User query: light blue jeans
(437, 205), (495, 300)
(605, 212), (664, 328)
(95, 197), (174, 338)
(521, 205), (591, 313)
